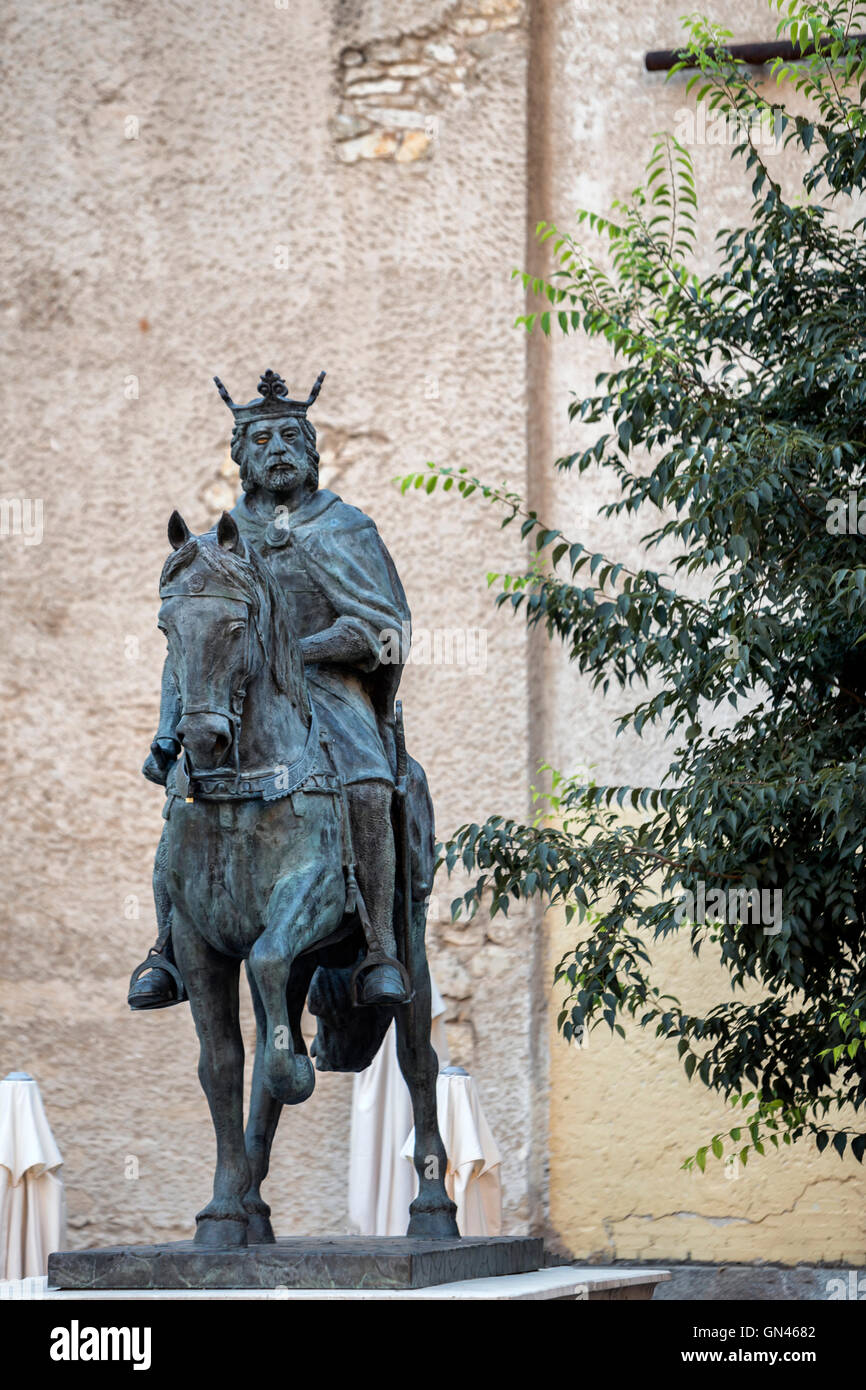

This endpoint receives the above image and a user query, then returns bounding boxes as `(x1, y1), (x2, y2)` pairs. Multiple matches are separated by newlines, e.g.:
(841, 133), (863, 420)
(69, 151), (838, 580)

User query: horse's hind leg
(394, 902), (459, 1239)
(243, 956), (316, 1242)
(172, 913), (250, 1247)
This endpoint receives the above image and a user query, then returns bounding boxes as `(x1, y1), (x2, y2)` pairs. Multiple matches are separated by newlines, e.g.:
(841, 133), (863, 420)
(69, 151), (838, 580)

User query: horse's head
(158, 509), (305, 773)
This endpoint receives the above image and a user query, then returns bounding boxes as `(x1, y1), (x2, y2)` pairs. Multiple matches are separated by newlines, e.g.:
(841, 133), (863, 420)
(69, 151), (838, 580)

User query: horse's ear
(217, 511), (241, 552)
(168, 510), (192, 550)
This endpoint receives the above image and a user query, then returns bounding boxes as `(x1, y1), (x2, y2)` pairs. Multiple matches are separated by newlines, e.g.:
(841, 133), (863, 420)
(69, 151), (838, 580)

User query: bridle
(159, 572), (316, 801)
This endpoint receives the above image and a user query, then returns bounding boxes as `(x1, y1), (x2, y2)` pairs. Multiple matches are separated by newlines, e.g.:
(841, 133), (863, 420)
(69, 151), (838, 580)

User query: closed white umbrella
(0, 1073), (66, 1279)
(348, 978), (449, 1237)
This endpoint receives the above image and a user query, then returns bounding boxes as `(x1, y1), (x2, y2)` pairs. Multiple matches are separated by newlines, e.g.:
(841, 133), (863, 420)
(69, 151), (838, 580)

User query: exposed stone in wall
(333, 0), (525, 163)
(427, 870), (529, 1070)
(313, 424), (391, 492)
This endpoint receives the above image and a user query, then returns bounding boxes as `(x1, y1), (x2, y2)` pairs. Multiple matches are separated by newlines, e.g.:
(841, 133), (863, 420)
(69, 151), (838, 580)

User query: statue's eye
(227, 621), (246, 634)
(282, 430), (296, 440)
(254, 435), (269, 445)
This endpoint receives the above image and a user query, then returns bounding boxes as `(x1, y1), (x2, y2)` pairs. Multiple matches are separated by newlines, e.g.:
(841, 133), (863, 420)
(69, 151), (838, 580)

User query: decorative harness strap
(182, 706), (322, 802)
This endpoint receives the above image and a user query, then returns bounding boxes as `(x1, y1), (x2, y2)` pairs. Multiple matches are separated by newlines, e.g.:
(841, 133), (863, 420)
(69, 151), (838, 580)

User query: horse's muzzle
(176, 713), (233, 770)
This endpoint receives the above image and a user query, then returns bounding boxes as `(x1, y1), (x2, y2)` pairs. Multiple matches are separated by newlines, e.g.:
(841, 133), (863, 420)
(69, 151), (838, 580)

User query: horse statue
(149, 507), (458, 1247)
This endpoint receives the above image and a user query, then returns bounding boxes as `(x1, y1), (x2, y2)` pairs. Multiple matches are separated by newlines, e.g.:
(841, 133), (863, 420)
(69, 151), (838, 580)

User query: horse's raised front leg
(172, 911), (250, 1247)
(243, 956), (317, 1241)
(394, 900), (460, 1239)
(248, 862), (343, 1106)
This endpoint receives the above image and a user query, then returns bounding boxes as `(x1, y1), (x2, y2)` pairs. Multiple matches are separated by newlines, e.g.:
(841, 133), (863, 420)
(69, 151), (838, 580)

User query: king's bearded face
(240, 415), (313, 496)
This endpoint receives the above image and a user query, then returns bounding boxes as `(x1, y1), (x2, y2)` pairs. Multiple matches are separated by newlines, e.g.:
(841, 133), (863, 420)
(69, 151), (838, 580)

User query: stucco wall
(0, 0), (542, 1245)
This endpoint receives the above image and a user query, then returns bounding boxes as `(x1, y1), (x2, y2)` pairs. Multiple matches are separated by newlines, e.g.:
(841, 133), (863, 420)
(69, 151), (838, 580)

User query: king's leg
(128, 824), (185, 1010)
(348, 780), (409, 1006)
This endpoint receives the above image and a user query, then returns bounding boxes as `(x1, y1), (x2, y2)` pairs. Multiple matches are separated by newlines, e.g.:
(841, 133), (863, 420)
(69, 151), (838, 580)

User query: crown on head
(213, 368), (326, 425)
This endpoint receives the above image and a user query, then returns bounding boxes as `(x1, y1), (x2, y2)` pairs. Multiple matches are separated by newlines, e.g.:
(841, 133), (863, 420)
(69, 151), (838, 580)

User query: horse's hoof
(407, 1207), (461, 1240)
(194, 1217), (248, 1248)
(265, 1053), (315, 1106)
(243, 1194), (275, 1244)
(247, 1211), (276, 1244)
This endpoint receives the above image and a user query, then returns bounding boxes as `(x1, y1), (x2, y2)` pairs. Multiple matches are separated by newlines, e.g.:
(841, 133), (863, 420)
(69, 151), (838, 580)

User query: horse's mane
(160, 535), (309, 710)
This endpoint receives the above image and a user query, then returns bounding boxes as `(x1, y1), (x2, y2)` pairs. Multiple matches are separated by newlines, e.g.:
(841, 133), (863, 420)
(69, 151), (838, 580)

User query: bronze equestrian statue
(129, 369), (458, 1245)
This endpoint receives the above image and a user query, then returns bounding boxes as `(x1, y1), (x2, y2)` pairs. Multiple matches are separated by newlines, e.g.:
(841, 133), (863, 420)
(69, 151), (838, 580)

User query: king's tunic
(230, 488), (409, 787)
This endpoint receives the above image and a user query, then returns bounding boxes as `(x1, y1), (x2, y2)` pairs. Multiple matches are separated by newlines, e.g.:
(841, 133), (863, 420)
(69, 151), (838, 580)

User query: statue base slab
(48, 1235), (544, 1292)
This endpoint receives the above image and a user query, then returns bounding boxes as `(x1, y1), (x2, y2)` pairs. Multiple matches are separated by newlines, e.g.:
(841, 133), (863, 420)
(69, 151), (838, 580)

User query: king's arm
(142, 657), (183, 786)
(298, 617), (381, 669)
(296, 513), (409, 771)
(296, 509), (409, 679)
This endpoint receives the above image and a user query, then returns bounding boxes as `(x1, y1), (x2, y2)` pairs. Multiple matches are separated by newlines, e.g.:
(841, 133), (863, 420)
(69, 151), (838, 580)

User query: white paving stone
(4, 1267), (670, 1302)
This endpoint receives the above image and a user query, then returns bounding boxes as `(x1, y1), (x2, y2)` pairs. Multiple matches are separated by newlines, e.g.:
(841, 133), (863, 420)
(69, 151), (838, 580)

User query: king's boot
(128, 786), (187, 1010)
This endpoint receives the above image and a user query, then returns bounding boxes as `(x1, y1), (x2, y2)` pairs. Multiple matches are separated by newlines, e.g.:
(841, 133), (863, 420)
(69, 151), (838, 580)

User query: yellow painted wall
(547, 907), (866, 1264)
(537, 0), (866, 1269)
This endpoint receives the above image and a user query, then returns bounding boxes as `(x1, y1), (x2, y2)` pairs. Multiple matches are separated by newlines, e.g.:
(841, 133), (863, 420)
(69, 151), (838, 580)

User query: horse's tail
(404, 753), (435, 906)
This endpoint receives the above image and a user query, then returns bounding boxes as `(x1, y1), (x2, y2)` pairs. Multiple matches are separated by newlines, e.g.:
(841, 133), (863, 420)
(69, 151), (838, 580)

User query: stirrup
(128, 949), (187, 1010)
(350, 951), (414, 1008)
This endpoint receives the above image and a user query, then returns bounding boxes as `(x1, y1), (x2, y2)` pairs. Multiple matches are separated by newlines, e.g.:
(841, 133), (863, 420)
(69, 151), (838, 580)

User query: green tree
(403, 0), (866, 1168)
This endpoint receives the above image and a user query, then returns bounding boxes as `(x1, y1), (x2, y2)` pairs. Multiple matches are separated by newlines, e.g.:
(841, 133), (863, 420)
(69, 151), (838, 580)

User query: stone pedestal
(48, 1236), (544, 1293)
